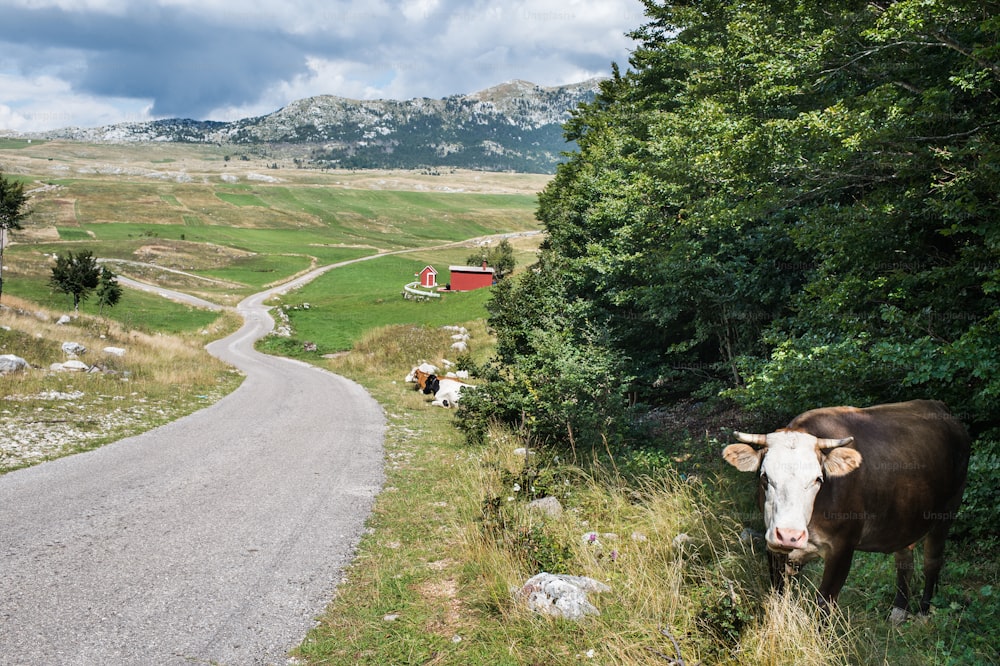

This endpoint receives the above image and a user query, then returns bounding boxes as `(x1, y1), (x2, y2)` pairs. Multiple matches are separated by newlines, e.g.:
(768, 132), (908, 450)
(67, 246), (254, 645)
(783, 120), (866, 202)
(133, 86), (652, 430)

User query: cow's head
(723, 430), (860, 552)
(423, 375), (440, 395)
(406, 369), (435, 392)
(406, 364), (438, 389)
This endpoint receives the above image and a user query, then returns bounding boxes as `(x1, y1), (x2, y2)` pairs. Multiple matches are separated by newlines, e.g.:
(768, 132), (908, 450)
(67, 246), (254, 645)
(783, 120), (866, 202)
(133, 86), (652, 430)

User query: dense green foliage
(0, 171), (30, 303)
(95, 266), (123, 316)
(466, 238), (516, 279)
(463, 0), (999, 533)
(49, 250), (101, 312)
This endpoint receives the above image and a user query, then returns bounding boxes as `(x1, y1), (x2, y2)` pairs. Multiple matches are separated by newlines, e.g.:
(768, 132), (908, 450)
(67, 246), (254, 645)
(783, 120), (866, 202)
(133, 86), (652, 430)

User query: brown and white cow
(405, 363), (438, 392)
(723, 400), (969, 621)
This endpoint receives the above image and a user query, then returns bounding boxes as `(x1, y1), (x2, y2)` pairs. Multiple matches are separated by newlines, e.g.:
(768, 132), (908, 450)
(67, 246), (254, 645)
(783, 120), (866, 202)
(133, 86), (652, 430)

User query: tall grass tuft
(736, 591), (860, 665)
(447, 419), (898, 664)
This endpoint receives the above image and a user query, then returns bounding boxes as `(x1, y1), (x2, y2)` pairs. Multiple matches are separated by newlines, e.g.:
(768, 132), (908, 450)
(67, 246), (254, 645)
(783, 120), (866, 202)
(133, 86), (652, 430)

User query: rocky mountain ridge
(30, 79), (603, 173)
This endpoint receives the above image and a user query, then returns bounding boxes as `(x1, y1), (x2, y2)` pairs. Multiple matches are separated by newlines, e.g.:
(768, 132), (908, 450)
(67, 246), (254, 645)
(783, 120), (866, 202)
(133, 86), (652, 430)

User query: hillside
(28, 79), (603, 173)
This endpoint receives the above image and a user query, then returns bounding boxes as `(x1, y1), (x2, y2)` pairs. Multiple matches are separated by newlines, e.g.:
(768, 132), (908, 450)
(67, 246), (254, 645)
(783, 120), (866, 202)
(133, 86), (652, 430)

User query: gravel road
(0, 268), (386, 665)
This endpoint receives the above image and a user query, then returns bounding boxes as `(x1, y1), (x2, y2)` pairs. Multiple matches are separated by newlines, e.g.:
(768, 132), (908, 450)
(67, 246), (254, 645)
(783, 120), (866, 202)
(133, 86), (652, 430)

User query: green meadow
(261, 249), (507, 355)
(1, 140), (545, 335)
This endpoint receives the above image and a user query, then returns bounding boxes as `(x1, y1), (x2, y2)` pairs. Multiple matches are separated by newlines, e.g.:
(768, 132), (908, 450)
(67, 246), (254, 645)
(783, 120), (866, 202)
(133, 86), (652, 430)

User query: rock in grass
(62, 341), (87, 356)
(516, 573), (610, 620)
(527, 496), (563, 518)
(0, 354), (29, 374)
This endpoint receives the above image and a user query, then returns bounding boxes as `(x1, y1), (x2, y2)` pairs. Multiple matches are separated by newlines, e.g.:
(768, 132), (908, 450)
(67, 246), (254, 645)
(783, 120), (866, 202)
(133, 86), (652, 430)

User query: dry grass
(449, 421), (880, 665)
(331, 320), (492, 383)
(0, 294), (242, 471)
(2, 140), (551, 195)
(736, 592), (860, 666)
(303, 322), (862, 664)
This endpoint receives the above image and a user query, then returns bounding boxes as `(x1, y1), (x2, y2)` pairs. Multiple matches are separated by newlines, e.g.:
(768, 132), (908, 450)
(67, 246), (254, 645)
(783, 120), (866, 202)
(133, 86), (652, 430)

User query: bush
(459, 330), (635, 454)
(952, 434), (1000, 547)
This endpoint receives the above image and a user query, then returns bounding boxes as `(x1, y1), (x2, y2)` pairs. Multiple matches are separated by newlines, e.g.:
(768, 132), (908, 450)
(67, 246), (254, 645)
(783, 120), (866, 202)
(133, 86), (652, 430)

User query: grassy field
(0, 294), (243, 472)
(259, 235), (540, 355)
(1, 140), (544, 321)
(293, 324), (998, 666)
(2, 141), (995, 665)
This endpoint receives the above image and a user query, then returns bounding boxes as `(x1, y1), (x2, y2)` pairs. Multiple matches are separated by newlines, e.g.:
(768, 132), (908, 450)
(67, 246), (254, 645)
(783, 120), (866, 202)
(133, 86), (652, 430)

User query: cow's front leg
(816, 546), (856, 612)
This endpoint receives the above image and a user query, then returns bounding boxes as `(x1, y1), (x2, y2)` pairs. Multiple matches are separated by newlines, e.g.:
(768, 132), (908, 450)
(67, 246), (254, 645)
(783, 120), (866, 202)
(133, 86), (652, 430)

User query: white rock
(0, 354), (29, 374)
(60, 360), (89, 372)
(103, 347), (126, 357)
(517, 573), (610, 620)
(62, 341), (87, 356)
(889, 607), (911, 625)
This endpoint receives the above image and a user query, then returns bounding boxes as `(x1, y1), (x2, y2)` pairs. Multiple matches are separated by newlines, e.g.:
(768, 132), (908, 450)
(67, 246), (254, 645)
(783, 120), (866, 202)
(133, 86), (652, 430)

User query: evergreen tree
(96, 266), (123, 316)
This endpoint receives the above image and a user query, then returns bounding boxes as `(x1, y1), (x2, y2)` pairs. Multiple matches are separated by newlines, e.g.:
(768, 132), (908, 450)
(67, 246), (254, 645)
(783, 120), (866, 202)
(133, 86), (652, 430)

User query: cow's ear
(723, 444), (764, 472)
(823, 447), (862, 477)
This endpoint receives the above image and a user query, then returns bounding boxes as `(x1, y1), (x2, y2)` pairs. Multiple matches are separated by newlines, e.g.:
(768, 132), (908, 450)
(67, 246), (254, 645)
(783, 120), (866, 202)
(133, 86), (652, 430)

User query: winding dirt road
(0, 263), (387, 665)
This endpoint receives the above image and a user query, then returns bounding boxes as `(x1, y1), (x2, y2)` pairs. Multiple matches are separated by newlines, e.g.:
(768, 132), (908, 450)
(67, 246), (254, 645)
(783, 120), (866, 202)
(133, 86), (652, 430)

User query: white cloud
(0, 72), (153, 131)
(0, 0), (639, 130)
(206, 57), (383, 121)
(400, 0), (440, 23)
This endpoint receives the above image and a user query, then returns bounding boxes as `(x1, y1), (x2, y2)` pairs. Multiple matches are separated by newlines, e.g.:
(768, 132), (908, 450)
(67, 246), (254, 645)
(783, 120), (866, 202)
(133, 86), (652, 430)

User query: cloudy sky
(0, 0), (643, 132)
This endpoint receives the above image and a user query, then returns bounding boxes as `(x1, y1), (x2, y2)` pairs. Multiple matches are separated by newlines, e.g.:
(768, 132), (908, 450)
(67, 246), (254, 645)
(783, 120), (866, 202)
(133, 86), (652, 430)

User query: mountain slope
(35, 79), (602, 173)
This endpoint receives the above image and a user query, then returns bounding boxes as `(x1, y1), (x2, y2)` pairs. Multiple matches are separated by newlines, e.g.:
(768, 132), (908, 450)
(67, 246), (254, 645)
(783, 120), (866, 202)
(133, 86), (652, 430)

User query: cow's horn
(734, 431), (767, 445)
(816, 436), (854, 449)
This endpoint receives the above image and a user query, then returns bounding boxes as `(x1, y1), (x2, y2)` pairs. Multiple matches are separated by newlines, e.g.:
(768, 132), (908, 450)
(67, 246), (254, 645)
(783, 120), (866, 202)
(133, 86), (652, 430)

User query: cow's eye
(815, 476), (824, 485)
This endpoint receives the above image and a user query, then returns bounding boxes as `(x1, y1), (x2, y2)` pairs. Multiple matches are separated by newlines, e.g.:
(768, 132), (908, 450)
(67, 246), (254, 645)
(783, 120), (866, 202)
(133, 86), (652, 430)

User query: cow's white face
(723, 430), (861, 552)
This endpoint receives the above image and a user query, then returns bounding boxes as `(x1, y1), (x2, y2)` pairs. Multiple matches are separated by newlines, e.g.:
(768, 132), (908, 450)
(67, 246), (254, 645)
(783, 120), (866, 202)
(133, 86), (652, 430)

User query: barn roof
(449, 265), (495, 274)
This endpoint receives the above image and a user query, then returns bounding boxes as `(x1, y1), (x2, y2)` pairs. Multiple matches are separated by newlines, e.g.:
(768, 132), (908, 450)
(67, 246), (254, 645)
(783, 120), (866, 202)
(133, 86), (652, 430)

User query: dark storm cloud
(0, 3), (357, 119)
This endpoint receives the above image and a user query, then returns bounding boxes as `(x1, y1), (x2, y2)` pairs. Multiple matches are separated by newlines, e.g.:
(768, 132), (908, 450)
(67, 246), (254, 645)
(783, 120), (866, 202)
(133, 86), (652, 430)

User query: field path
(0, 261), (388, 664)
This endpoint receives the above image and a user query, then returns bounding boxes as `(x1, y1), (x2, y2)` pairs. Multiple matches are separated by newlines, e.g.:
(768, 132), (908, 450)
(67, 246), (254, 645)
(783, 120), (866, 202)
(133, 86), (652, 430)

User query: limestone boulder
(0, 354), (29, 374)
(516, 573), (610, 620)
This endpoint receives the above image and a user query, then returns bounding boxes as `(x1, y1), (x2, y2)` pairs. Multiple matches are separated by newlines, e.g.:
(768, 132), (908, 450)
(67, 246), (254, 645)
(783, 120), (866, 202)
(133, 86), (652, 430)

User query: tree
(0, 172), (30, 304)
(50, 250), (101, 312)
(465, 0), (1000, 454)
(466, 238), (516, 280)
(95, 266), (123, 316)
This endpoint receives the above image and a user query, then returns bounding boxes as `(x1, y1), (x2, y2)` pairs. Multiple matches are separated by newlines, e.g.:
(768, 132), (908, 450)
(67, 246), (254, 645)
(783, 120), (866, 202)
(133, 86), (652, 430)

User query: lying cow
(421, 374), (475, 408)
(405, 363), (438, 392)
(723, 399), (969, 621)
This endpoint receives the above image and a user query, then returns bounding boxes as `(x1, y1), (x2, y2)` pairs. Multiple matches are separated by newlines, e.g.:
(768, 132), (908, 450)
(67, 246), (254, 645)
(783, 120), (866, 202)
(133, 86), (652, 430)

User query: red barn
(417, 265), (438, 288)
(448, 261), (495, 291)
